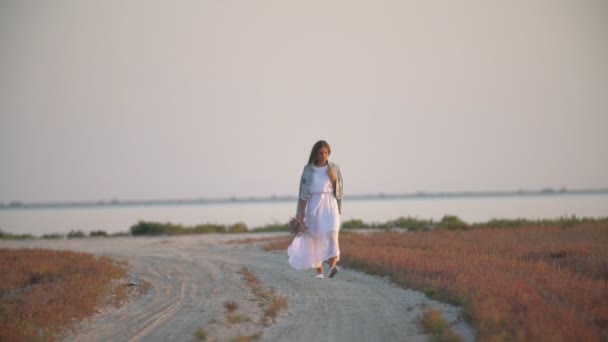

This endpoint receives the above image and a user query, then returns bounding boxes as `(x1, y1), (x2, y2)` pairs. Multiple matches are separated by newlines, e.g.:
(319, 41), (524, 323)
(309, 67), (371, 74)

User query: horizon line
(2, 187), (608, 210)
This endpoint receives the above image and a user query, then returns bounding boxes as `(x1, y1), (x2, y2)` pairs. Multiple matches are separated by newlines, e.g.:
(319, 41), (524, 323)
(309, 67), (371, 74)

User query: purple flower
(288, 216), (309, 238)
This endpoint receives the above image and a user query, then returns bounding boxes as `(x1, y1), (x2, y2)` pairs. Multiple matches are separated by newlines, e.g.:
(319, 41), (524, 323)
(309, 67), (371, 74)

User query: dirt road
(2, 234), (474, 341)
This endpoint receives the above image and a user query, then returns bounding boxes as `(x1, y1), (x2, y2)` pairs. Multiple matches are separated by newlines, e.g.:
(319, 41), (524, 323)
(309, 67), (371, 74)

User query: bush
(131, 221), (232, 236)
(341, 219), (367, 229)
(437, 215), (468, 230)
(252, 223), (288, 233)
(130, 221), (167, 236)
(67, 230), (86, 238)
(42, 233), (64, 239)
(193, 224), (226, 234)
(0, 229), (34, 240)
(471, 218), (528, 229)
(387, 216), (433, 231)
(89, 230), (108, 237)
(228, 222), (248, 233)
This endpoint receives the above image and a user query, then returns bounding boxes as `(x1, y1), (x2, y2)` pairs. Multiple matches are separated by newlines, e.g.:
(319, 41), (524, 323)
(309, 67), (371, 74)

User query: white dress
(288, 164), (341, 270)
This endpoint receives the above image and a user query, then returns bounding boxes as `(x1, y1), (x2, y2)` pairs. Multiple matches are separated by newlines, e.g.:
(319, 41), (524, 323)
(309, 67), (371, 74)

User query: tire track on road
(26, 234), (475, 342)
(68, 243), (222, 342)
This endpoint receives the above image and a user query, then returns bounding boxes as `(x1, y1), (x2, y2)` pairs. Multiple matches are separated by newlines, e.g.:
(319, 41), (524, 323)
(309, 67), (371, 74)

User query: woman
(288, 140), (343, 279)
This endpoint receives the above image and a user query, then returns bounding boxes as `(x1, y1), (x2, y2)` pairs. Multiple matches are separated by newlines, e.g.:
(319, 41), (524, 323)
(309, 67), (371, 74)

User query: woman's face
(316, 147), (329, 165)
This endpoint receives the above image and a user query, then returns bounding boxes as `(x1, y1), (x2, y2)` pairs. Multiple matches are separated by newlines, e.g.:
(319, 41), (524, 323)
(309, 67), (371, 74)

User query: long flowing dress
(288, 164), (341, 270)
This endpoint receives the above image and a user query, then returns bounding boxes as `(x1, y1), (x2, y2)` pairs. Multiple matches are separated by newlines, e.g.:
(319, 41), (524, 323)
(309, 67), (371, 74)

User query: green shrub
(129, 221), (190, 235)
(471, 218), (527, 229)
(437, 215), (468, 230)
(42, 233), (64, 239)
(131, 221), (231, 236)
(67, 230), (86, 238)
(341, 219), (367, 229)
(89, 230), (108, 237)
(387, 216), (433, 231)
(252, 223), (288, 233)
(228, 222), (248, 233)
(0, 229), (34, 240)
(130, 221), (166, 236)
(193, 224), (226, 234)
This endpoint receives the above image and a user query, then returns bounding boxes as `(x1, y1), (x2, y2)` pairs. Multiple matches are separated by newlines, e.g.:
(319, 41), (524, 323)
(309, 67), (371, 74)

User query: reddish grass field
(266, 223), (608, 341)
(0, 249), (128, 341)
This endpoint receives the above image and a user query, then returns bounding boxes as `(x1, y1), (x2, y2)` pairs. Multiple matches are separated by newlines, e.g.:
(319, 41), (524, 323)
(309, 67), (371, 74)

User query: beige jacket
(298, 161), (343, 214)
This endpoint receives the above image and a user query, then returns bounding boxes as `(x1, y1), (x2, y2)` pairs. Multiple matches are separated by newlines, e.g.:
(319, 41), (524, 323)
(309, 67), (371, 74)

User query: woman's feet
(314, 263), (338, 279)
(329, 266), (339, 278)
(315, 266), (324, 279)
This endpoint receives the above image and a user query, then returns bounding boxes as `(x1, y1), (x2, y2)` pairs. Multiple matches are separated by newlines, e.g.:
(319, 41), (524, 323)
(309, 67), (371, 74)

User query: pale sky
(1, 0), (607, 203)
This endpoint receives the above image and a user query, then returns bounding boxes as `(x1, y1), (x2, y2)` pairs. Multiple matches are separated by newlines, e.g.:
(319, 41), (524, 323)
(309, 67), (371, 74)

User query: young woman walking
(288, 140), (343, 279)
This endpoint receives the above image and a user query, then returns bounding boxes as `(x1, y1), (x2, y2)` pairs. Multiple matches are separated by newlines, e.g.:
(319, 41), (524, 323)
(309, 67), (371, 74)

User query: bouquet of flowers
(288, 216), (309, 238)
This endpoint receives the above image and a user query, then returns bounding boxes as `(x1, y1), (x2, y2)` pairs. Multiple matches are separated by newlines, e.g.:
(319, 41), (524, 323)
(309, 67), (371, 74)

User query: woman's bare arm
(297, 199), (307, 219)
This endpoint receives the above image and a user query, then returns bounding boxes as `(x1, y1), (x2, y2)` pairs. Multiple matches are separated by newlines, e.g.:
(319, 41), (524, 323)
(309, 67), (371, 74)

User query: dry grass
(232, 332), (263, 342)
(226, 313), (250, 324)
(223, 298), (249, 325)
(263, 296), (288, 325)
(421, 307), (462, 342)
(421, 307), (448, 334)
(194, 328), (208, 341)
(0, 248), (128, 341)
(265, 223), (608, 341)
(195, 267), (283, 341)
(239, 266), (288, 325)
(224, 300), (239, 313)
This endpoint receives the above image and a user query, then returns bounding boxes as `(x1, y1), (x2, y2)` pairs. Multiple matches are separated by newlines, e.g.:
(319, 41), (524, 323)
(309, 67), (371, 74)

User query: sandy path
(1, 234), (474, 342)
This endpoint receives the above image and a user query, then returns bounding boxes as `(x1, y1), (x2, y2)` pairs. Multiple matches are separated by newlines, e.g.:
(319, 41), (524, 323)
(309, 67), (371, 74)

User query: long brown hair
(307, 140), (331, 164)
(308, 140), (337, 183)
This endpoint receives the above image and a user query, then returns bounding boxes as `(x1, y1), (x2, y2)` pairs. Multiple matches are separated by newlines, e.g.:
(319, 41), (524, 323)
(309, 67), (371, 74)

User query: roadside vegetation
(0, 229), (34, 239)
(239, 265), (288, 326)
(194, 265), (287, 341)
(3, 216), (606, 341)
(2, 215), (606, 238)
(340, 214), (608, 231)
(0, 249), (130, 341)
(421, 307), (462, 342)
(128, 215), (607, 236)
(265, 220), (608, 341)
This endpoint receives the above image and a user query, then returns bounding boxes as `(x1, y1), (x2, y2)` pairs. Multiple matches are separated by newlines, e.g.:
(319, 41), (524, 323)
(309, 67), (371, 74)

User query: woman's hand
(328, 167), (337, 183)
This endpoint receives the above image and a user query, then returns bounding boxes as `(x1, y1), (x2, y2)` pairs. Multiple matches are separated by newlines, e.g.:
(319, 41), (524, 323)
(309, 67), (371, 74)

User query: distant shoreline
(2, 188), (607, 210)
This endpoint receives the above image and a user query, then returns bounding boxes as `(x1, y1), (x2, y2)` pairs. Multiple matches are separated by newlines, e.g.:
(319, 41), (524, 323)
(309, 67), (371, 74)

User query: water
(1, 194), (607, 236)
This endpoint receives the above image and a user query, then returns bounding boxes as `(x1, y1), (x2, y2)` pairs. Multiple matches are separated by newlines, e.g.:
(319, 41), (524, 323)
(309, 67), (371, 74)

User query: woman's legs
(315, 257), (338, 278)
(328, 256), (339, 278)
(328, 256), (338, 268)
(315, 258), (336, 277)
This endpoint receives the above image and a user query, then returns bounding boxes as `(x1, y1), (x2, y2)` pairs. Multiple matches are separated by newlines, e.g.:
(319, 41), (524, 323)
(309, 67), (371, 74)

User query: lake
(1, 193), (607, 236)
